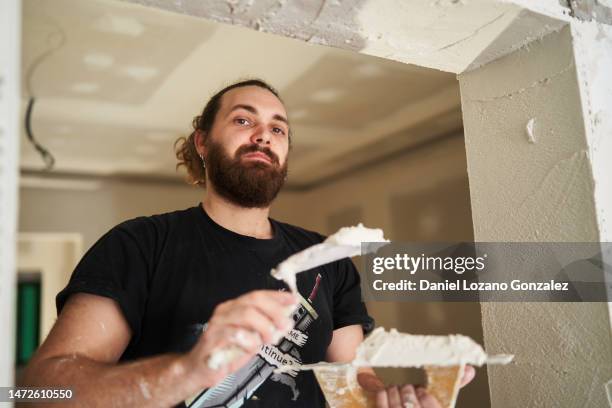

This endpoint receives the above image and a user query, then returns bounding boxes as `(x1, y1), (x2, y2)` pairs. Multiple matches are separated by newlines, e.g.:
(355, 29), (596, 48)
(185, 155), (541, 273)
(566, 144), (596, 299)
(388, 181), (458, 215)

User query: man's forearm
(20, 353), (203, 408)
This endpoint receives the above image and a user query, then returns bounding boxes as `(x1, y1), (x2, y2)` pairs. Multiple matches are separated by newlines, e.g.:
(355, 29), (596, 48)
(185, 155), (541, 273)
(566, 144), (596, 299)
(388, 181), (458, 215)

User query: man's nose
(250, 124), (271, 145)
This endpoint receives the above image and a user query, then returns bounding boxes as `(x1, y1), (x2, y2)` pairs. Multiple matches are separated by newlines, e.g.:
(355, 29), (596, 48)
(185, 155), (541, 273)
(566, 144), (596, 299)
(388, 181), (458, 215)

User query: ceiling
(20, 0), (462, 189)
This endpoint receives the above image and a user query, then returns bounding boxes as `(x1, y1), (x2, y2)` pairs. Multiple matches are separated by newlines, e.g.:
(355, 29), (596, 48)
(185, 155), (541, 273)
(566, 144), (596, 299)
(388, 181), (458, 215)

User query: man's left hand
(358, 365), (476, 408)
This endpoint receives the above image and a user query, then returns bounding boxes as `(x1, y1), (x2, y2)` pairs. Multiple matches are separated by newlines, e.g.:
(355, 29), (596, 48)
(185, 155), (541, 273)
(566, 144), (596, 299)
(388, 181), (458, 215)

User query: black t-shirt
(56, 204), (373, 408)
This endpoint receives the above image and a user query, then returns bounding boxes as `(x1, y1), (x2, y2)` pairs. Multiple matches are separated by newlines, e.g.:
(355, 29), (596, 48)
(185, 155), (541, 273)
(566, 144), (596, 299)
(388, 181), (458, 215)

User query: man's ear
(194, 129), (207, 155)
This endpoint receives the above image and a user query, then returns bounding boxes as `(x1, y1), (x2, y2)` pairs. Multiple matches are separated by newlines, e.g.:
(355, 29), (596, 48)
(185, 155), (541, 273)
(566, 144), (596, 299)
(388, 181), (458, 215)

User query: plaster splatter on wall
(525, 118), (536, 143)
(605, 378), (612, 406)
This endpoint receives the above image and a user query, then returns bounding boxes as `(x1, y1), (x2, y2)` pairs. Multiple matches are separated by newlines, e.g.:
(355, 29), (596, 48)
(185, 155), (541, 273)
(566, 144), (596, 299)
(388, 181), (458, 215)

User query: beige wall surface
(19, 179), (202, 251)
(459, 26), (612, 408)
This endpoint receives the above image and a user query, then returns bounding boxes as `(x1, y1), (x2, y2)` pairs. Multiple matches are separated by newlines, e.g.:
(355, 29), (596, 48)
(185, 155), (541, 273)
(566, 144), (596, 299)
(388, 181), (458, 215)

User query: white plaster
(276, 327), (512, 372)
(571, 21), (612, 243)
(0, 0), (21, 392)
(525, 118), (536, 143)
(504, 0), (573, 22)
(310, 88), (343, 103)
(83, 52), (115, 69)
(122, 65), (159, 81)
(570, 19), (612, 361)
(71, 82), (100, 93)
(138, 378), (152, 399)
(94, 14), (145, 36)
(207, 345), (244, 370)
(352, 328), (513, 368)
(122, 0), (565, 74)
(271, 223), (387, 292)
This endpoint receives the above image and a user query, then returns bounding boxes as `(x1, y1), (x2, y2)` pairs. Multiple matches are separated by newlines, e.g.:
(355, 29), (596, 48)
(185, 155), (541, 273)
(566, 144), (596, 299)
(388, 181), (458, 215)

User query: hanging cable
(23, 20), (66, 170)
(25, 98), (55, 169)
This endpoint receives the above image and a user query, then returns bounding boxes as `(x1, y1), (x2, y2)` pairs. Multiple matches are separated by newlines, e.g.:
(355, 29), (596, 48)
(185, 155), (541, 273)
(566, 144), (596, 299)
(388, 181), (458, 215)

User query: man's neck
(202, 186), (274, 239)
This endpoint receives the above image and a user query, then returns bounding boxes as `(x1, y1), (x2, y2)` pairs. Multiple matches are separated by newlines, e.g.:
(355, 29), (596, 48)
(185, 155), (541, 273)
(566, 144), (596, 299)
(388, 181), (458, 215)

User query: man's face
(203, 86), (290, 208)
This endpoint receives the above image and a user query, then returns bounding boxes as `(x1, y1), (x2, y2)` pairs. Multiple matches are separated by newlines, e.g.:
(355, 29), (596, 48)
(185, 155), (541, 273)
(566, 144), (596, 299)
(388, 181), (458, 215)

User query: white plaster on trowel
(353, 328), (513, 368)
(276, 328), (512, 374)
(271, 223), (387, 292)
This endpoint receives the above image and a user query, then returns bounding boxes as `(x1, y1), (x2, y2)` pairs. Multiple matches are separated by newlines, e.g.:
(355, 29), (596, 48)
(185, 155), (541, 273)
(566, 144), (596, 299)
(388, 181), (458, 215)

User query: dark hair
(174, 79), (288, 186)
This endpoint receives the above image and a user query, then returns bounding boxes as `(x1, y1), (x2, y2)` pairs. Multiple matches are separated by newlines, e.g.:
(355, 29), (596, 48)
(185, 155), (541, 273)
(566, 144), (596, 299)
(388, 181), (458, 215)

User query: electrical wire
(23, 20), (66, 170)
(25, 98), (55, 169)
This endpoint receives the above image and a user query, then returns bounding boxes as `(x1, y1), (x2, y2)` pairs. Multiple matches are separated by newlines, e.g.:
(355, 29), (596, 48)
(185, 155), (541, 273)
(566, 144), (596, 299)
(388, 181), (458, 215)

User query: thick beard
(205, 139), (288, 208)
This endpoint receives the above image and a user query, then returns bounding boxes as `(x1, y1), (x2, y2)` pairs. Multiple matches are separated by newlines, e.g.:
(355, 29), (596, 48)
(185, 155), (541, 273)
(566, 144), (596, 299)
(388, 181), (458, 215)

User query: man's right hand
(181, 290), (298, 389)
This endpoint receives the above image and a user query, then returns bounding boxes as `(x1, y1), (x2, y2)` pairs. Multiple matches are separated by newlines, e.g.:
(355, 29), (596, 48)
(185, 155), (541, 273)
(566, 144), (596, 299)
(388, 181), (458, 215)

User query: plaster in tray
(277, 328), (514, 408)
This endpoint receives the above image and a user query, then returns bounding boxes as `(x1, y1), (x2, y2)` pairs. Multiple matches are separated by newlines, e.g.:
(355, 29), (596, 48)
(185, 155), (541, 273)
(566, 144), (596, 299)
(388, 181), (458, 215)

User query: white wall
(0, 0), (21, 392)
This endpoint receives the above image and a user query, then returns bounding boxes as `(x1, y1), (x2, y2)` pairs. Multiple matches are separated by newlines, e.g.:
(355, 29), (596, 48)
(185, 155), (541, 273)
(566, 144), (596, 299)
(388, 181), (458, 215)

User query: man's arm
(21, 291), (296, 407)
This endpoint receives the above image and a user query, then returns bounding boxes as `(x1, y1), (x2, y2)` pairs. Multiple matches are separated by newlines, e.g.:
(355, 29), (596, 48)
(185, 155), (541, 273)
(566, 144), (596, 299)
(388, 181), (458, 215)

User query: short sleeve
(56, 220), (153, 343)
(332, 259), (375, 335)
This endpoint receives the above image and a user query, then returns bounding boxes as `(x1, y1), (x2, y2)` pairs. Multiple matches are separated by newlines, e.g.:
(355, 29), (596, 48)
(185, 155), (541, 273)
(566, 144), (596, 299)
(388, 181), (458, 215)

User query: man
(22, 79), (474, 407)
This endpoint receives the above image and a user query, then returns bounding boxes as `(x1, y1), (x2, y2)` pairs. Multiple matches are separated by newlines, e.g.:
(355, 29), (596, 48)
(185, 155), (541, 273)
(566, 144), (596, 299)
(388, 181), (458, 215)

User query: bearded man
(21, 79), (473, 407)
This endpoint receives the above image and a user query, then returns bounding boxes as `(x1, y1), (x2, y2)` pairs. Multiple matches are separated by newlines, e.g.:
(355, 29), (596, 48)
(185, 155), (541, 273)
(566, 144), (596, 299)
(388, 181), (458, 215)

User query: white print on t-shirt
(259, 344), (300, 377)
(284, 329), (308, 347)
(187, 273), (323, 408)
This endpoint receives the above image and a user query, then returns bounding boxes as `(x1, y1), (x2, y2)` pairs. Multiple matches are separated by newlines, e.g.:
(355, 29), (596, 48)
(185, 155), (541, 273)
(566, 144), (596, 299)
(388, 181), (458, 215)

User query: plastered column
(458, 26), (612, 407)
(0, 0), (21, 393)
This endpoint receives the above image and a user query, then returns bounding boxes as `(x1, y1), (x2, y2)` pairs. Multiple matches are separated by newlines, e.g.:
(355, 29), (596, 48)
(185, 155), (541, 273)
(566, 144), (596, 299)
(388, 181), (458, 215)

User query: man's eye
(272, 127), (286, 135)
(235, 118), (250, 125)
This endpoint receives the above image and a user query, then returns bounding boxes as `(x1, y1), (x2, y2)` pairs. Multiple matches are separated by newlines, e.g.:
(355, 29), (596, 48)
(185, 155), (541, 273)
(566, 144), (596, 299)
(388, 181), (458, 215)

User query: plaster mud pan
(281, 328), (514, 408)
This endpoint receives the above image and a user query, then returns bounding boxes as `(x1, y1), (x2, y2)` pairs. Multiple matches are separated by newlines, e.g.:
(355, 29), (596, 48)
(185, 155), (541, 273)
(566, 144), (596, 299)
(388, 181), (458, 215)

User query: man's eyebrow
(227, 104), (289, 125)
(273, 114), (289, 125)
(227, 104), (257, 116)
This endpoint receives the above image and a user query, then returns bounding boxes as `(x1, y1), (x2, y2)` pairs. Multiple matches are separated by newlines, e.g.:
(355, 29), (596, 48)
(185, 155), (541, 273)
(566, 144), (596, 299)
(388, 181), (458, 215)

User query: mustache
(235, 144), (279, 164)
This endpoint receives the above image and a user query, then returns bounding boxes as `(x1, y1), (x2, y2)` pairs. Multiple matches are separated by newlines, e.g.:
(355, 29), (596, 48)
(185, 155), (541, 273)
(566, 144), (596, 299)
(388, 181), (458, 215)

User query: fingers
(400, 385), (421, 408)
(375, 389), (389, 408)
(374, 385), (442, 408)
(229, 329), (263, 353)
(459, 365), (476, 388)
(211, 290), (297, 344)
(212, 305), (288, 344)
(357, 371), (386, 393)
(415, 387), (442, 408)
(386, 386), (402, 408)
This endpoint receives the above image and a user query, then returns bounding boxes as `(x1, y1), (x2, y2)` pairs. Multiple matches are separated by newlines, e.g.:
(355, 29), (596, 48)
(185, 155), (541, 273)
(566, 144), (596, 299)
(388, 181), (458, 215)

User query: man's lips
(242, 152), (273, 163)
